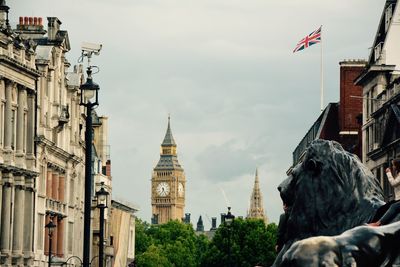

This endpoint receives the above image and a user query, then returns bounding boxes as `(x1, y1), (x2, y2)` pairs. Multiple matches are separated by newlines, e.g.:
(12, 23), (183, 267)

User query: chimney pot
(24, 16), (28, 25)
(34, 17), (38, 25)
(19, 16), (23, 25)
(28, 17), (33, 25)
(38, 17), (42, 26)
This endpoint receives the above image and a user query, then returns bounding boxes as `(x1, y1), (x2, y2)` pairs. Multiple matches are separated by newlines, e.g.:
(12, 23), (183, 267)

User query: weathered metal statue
(273, 140), (400, 267)
(280, 221), (400, 267)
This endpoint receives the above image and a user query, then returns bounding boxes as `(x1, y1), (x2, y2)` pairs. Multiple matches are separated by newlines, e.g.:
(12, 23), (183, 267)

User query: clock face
(156, 182), (170, 197)
(178, 182), (184, 197)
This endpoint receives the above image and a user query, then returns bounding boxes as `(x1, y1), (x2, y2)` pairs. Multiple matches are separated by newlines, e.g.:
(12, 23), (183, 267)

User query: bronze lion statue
(273, 140), (385, 267)
(281, 221), (400, 267)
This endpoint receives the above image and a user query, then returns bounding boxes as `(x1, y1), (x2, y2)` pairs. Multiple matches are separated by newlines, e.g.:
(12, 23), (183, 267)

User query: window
(23, 112), (27, 153)
(0, 101), (4, 146)
(374, 42), (383, 62)
(11, 109), (15, 150)
(385, 4), (393, 32)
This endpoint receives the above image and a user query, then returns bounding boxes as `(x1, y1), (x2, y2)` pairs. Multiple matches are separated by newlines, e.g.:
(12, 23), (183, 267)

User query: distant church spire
(247, 168), (268, 223)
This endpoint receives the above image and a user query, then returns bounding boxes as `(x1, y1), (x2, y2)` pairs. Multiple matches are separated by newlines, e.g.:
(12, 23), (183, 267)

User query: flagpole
(320, 25), (324, 112)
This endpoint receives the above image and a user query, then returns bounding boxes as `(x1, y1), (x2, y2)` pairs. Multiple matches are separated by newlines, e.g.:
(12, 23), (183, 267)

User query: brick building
(288, 60), (366, 173)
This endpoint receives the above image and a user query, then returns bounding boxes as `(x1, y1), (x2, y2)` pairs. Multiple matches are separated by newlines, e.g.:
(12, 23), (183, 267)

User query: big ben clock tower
(151, 117), (186, 224)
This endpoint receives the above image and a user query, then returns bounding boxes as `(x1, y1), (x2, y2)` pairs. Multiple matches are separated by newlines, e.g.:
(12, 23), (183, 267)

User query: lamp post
(224, 207), (235, 267)
(80, 67), (100, 267)
(45, 220), (56, 267)
(96, 182), (109, 267)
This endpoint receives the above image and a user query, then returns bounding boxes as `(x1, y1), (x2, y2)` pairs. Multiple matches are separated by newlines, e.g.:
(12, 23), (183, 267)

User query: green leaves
(135, 218), (277, 267)
(201, 219), (278, 267)
(135, 219), (209, 267)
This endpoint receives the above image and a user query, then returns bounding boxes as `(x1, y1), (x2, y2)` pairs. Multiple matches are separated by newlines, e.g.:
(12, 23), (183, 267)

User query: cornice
(0, 54), (41, 78)
(0, 163), (38, 177)
(36, 135), (83, 164)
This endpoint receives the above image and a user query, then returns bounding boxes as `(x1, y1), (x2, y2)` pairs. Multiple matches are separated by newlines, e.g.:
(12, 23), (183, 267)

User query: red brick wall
(339, 63), (365, 131)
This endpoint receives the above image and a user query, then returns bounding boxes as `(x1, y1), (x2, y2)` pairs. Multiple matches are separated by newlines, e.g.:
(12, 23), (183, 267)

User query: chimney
(16, 16), (46, 38)
(47, 17), (62, 40)
(211, 217), (217, 230)
(106, 159), (111, 176)
(184, 213), (191, 224)
(0, 0), (9, 28)
(220, 213), (226, 225)
(338, 59), (366, 158)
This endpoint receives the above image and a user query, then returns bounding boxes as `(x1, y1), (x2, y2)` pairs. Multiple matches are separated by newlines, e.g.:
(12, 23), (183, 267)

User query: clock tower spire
(151, 116), (186, 224)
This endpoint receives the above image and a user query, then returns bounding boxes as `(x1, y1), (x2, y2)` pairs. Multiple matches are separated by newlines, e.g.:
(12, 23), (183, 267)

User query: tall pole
(228, 227), (231, 267)
(83, 102), (93, 267)
(48, 233), (52, 267)
(320, 25), (324, 113)
(99, 206), (105, 267)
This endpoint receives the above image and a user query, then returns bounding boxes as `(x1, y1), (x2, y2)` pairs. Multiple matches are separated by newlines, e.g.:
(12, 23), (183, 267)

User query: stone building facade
(0, 3), (41, 266)
(92, 114), (114, 267)
(109, 199), (138, 267)
(0, 2), (123, 266)
(355, 0), (400, 201)
(16, 15), (89, 266)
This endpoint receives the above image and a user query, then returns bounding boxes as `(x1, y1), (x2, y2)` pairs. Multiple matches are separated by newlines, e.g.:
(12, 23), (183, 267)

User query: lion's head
(274, 140), (385, 267)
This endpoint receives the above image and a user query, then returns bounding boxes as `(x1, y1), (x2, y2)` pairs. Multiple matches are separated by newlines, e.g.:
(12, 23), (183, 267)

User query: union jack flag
(293, 26), (322, 53)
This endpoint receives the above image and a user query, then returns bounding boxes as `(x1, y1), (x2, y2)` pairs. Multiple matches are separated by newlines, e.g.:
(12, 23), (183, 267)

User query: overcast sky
(13, 0), (385, 227)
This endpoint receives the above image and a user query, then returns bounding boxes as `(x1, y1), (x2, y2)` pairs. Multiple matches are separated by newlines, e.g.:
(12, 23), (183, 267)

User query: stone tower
(151, 117), (186, 224)
(247, 168), (268, 223)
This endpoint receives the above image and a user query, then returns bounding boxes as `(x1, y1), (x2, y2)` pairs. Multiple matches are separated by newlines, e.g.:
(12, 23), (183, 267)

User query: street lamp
(224, 207), (235, 267)
(45, 220), (56, 267)
(80, 66), (100, 267)
(96, 182), (109, 267)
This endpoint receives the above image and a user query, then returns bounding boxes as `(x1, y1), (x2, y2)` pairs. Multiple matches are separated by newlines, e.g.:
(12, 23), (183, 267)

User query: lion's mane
(273, 140), (385, 266)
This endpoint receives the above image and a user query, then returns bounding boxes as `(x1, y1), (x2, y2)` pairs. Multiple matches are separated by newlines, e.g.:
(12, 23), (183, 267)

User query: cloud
(11, 0), (387, 226)
(195, 139), (266, 182)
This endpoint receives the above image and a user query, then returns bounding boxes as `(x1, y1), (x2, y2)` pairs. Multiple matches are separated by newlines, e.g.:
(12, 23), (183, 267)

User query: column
(0, 171), (2, 241)
(59, 175), (65, 202)
(52, 172), (59, 200)
(1, 173), (13, 254)
(12, 176), (25, 256)
(47, 71), (53, 127)
(51, 216), (58, 256)
(57, 218), (64, 257)
(26, 92), (35, 169)
(46, 169), (52, 198)
(23, 177), (34, 260)
(44, 215), (50, 255)
(15, 86), (26, 168)
(3, 80), (12, 151)
(0, 79), (5, 163)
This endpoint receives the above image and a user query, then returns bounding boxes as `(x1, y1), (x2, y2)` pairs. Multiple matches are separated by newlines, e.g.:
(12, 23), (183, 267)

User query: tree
(201, 219), (278, 267)
(135, 244), (172, 267)
(135, 218), (153, 255)
(135, 219), (210, 267)
(135, 218), (277, 267)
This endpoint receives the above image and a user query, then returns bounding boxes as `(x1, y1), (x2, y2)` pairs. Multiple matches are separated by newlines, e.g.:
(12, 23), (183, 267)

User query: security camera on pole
(79, 42), (102, 267)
